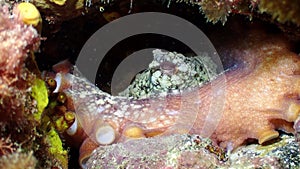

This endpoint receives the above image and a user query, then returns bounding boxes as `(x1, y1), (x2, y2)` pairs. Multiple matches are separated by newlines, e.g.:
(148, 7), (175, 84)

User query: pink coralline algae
(0, 3), (40, 122)
(0, 4), (39, 77)
(0, 136), (15, 156)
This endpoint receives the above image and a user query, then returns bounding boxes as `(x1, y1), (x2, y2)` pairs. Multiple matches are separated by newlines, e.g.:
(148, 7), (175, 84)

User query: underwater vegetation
(258, 0), (300, 26)
(0, 0), (300, 168)
(97, 0), (300, 27)
(0, 2), (68, 168)
(24, 0), (300, 29)
(165, 0), (300, 26)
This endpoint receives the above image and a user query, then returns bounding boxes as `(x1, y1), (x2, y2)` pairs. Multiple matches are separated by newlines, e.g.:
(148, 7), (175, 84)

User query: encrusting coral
(119, 49), (218, 99)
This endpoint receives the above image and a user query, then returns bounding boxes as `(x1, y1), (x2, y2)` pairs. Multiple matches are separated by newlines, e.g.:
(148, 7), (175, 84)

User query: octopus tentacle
(286, 102), (300, 122)
(257, 128), (279, 144)
(50, 30), (300, 168)
(79, 137), (98, 169)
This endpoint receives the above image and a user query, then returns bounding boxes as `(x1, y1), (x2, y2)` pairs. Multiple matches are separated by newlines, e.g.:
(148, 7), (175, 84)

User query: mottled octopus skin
(58, 32), (300, 167)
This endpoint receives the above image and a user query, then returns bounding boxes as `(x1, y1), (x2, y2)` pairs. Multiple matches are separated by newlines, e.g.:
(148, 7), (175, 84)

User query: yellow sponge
(17, 2), (41, 26)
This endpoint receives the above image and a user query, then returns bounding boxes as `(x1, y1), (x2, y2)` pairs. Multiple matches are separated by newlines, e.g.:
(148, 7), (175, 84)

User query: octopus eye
(57, 92), (67, 104)
(46, 78), (57, 90)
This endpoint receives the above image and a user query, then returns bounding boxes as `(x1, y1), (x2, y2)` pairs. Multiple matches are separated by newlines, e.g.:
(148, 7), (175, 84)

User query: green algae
(46, 127), (68, 168)
(30, 78), (69, 168)
(31, 78), (48, 122)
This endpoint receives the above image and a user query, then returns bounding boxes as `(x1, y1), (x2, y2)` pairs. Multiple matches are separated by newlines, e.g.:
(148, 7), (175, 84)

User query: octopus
(51, 30), (300, 168)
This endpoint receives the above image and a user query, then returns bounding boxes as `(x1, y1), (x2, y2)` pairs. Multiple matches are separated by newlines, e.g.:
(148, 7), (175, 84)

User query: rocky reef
(86, 134), (300, 169)
(86, 134), (227, 168)
(119, 49), (218, 99)
(0, 0), (300, 169)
